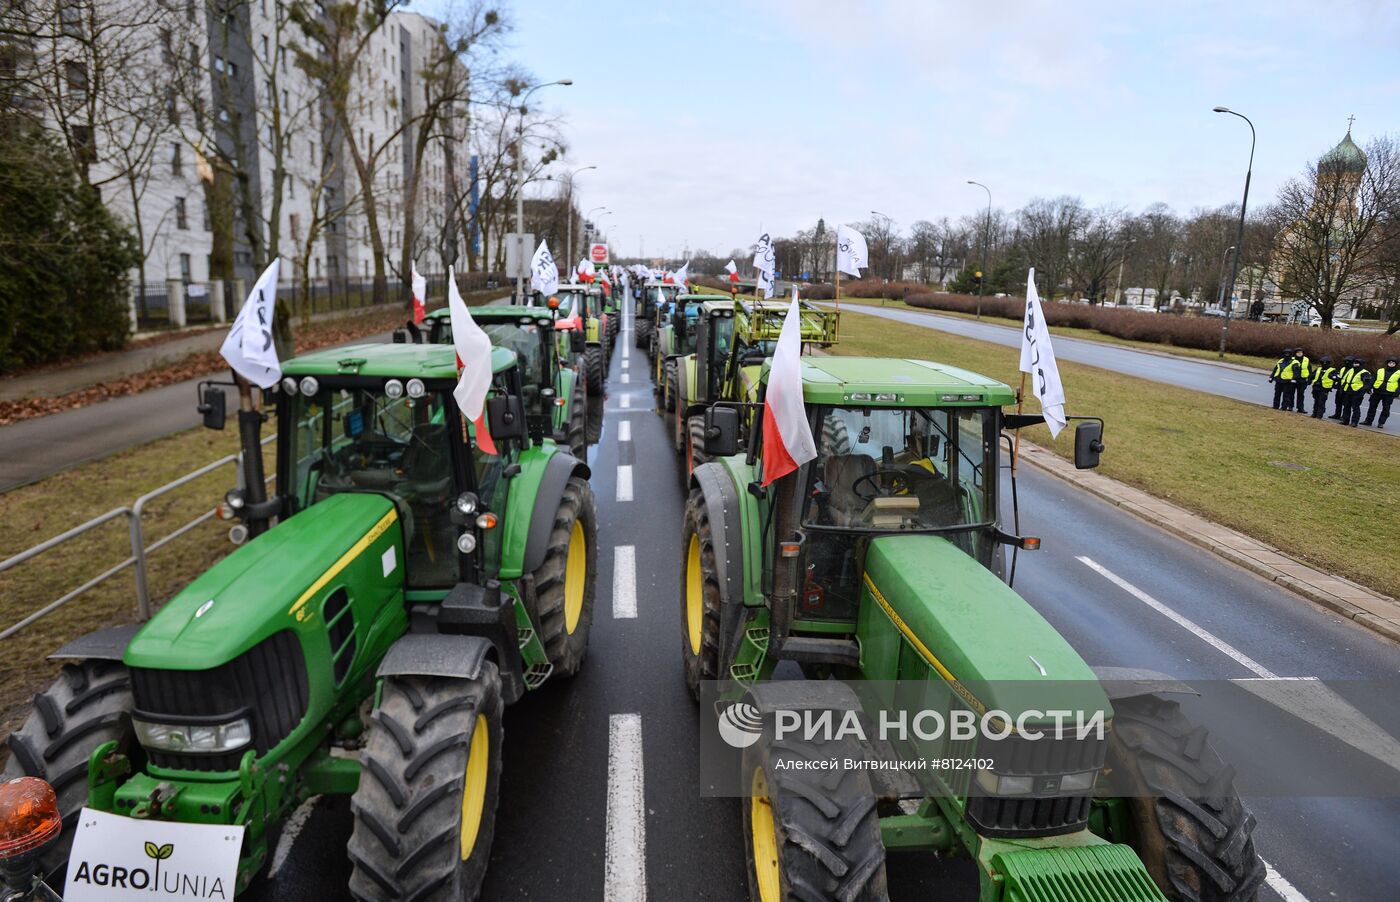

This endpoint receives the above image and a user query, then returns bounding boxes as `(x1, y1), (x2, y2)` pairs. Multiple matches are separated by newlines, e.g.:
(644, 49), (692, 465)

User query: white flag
(836, 224), (868, 277)
(1019, 268), (1067, 438)
(530, 240), (558, 296)
(756, 268), (774, 299)
(673, 261), (689, 285)
(724, 259), (738, 275)
(220, 259), (281, 388)
(410, 261), (427, 324)
(752, 232), (775, 275)
(760, 289), (816, 485)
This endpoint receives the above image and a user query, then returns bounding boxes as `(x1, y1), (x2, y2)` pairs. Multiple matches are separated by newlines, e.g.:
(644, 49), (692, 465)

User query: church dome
(1320, 130), (1367, 174)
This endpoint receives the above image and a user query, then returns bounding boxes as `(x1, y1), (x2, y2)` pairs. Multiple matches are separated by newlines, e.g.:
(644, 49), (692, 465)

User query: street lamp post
(514, 79), (572, 301)
(1213, 106), (1255, 356)
(1113, 238), (1136, 306)
(1216, 245), (1236, 309)
(967, 180), (991, 318)
(563, 165), (596, 270)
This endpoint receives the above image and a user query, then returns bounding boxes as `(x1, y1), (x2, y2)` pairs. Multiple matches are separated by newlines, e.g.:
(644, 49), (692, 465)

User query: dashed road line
(1262, 858), (1311, 902)
(621, 373), (630, 383)
(613, 545), (636, 619)
(617, 465), (633, 502)
(605, 713), (646, 902)
(618, 420), (631, 442)
(1077, 556), (1277, 678)
(621, 395), (631, 409)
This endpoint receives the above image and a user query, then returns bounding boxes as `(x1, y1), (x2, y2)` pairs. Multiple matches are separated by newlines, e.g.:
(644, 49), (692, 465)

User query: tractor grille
(130, 630), (309, 772)
(966, 728), (1107, 838)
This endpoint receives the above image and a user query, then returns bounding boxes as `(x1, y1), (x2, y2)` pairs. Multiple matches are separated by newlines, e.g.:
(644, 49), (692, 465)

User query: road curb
(1018, 442), (1400, 646)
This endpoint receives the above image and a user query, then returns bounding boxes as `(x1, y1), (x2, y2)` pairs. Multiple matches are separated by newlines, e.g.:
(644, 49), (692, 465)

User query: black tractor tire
(585, 345), (605, 397)
(742, 731), (889, 902)
(664, 359), (679, 412)
(686, 414), (708, 484)
(680, 488), (722, 699)
(348, 665), (504, 902)
(2, 660), (137, 884)
(820, 414), (852, 456)
(566, 380), (587, 458)
(526, 476), (598, 677)
(1106, 694), (1266, 902)
(635, 319), (653, 350)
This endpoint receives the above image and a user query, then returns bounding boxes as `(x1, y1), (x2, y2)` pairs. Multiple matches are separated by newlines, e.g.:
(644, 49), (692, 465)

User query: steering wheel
(852, 468), (911, 502)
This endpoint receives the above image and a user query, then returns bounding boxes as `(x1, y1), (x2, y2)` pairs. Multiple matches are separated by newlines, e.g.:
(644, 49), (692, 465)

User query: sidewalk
(1021, 442), (1400, 645)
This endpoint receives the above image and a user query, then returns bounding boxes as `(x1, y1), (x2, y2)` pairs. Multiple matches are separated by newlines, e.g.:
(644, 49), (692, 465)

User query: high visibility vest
(1279, 359), (1297, 380)
(1295, 356), (1311, 380)
(1345, 368), (1370, 391)
(1337, 366), (1355, 389)
(1375, 367), (1400, 394)
(1313, 366), (1336, 389)
(1272, 360), (1287, 380)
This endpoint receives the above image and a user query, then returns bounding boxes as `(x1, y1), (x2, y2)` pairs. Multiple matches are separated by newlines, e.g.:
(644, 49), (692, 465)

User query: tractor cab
(541, 282), (610, 396)
(635, 280), (683, 358)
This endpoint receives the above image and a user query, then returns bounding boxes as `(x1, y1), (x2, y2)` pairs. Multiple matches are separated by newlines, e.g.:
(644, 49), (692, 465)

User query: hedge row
(903, 292), (1400, 363)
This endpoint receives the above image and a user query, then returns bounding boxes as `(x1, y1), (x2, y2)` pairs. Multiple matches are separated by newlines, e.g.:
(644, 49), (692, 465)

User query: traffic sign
(589, 243), (609, 264)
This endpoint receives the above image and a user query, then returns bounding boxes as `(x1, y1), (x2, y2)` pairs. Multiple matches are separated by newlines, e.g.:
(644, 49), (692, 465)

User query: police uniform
(1309, 356), (1336, 419)
(1270, 348), (1294, 411)
(1362, 357), (1400, 429)
(1290, 350), (1311, 413)
(1343, 360), (1372, 427)
(1331, 357), (1356, 420)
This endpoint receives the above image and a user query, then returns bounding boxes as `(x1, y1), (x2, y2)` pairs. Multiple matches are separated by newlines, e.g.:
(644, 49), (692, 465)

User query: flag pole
(834, 267), (841, 314)
(1011, 372), (1026, 476)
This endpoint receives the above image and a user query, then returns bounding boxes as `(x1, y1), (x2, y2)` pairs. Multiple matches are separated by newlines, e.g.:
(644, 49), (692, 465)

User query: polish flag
(447, 266), (496, 455)
(576, 259), (595, 283)
(760, 288), (816, 486)
(411, 261), (427, 324)
(725, 259), (740, 283)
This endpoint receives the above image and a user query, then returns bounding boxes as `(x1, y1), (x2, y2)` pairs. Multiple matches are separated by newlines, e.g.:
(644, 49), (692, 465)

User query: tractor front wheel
(635, 319), (653, 350)
(680, 488), (722, 699)
(348, 665), (504, 902)
(1105, 694), (1266, 902)
(2, 659), (138, 885)
(742, 731), (889, 902)
(585, 345), (605, 397)
(528, 476), (598, 677)
(685, 415), (708, 485)
(664, 359), (678, 412)
(567, 380), (587, 458)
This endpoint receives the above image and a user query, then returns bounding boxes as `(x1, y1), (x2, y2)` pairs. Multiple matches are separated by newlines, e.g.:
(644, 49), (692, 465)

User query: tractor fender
(692, 462), (744, 666)
(681, 400), (710, 424)
(522, 451), (591, 575)
(1092, 666), (1199, 701)
(745, 679), (863, 715)
(377, 633), (494, 681)
(49, 624), (141, 661)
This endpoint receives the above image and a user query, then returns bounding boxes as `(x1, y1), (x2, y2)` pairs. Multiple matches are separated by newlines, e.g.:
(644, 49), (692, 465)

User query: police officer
(1331, 356), (1356, 420)
(1309, 355), (1336, 418)
(1343, 358), (1372, 427)
(1270, 348), (1294, 410)
(1290, 347), (1311, 413)
(1362, 356), (1400, 429)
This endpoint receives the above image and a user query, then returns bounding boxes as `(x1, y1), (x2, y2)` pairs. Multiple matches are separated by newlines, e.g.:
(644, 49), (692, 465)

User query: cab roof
(425, 305), (553, 323)
(280, 342), (517, 380)
(786, 357), (1016, 407)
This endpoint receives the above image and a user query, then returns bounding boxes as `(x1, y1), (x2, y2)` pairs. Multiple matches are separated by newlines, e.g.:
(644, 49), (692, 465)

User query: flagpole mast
(1011, 372), (1026, 476)
(834, 267), (841, 314)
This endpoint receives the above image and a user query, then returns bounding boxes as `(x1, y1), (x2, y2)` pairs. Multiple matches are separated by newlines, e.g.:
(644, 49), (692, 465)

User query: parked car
(1308, 317), (1351, 330)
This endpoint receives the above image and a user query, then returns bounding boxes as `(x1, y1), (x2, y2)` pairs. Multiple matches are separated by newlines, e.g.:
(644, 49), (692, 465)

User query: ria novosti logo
(715, 701), (764, 749)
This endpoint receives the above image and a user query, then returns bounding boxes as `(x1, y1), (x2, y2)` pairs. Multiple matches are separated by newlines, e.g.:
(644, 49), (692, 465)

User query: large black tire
(348, 665), (504, 902)
(2, 660), (137, 884)
(585, 345), (605, 397)
(526, 476), (598, 677)
(664, 359), (679, 412)
(1105, 695), (1266, 902)
(680, 487), (722, 699)
(635, 319), (653, 350)
(685, 414), (708, 485)
(742, 730), (889, 902)
(820, 415), (852, 456)
(566, 379), (587, 458)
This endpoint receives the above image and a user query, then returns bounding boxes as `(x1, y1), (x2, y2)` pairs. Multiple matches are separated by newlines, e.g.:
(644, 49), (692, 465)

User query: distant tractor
(3, 342), (598, 899)
(548, 283), (613, 395)
(637, 280), (684, 355)
(653, 292), (717, 414)
(685, 357), (1263, 902)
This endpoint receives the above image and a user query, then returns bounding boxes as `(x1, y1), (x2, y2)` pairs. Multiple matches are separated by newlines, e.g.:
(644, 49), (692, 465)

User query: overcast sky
(421, 0), (1399, 262)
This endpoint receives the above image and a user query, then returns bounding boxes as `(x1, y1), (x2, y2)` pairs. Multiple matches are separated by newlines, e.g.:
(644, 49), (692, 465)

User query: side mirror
(198, 384), (226, 430)
(486, 395), (528, 445)
(703, 405), (740, 458)
(1074, 420), (1105, 469)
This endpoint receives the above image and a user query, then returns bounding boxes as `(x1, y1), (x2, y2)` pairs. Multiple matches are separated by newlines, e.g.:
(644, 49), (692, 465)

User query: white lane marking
(605, 713), (647, 902)
(621, 395), (631, 409)
(1262, 859), (1312, 902)
(623, 357), (630, 369)
(1224, 378), (1258, 386)
(617, 465), (633, 502)
(618, 420), (632, 442)
(614, 545), (637, 618)
(269, 796), (320, 877)
(622, 373), (630, 384)
(1076, 556), (1278, 679)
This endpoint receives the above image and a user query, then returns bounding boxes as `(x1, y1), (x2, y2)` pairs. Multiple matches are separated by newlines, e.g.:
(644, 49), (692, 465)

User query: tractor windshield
(803, 406), (995, 532)
(555, 290), (585, 317)
(481, 322), (547, 388)
(676, 302), (704, 354)
(288, 387), (459, 587)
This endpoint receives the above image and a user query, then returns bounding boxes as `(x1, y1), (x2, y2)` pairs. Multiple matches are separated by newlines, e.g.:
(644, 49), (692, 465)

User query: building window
(202, 199), (211, 231)
(65, 60), (87, 104)
(179, 253), (192, 283)
(261, 35), (269, 62)
(170, 142), (182, 175)
(71, 124), (95, 162)
(186, 0), (196, 23)
(60, 2), (82, 38)
(166, 88), (179, 124)
(309, 140), (316, 165)
(290, 212), (300, 241)
(160, 29), (173, 64)
(175, 197), (188, 229)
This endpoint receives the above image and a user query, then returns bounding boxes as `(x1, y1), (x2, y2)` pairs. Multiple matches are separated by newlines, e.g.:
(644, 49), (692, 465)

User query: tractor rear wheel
(566, 380), (587, 458)
(820, 415), (852, 456)
(1105, 694), (1266, 902)
(348, 665), (503, 902)
(585, 346), (605, 396)
(2, 659), (137, 885)
(664, 359), (678, 412)
(527, 476), (598, 677)
(685, 415), (708, 484)
(680, 488), (722, 699)
(635, 319), (653, 350)
(742, 731), (889, 902)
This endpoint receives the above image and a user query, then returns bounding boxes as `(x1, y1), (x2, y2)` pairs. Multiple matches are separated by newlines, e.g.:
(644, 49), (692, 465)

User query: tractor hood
(124, 493), (403, 670)
(861, 535), (1110, 721)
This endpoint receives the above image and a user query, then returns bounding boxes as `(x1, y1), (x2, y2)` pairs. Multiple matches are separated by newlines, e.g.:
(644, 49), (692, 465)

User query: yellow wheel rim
(686, 534), (703, 654)
(460, 714), (489, 860)
(750, 767), (781, 902)
(564, 520), (587, 635)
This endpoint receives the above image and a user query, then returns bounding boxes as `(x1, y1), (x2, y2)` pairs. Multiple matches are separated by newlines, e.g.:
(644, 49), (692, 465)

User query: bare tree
(1068, 208), (1124, 303)
(1018, 196), (1083, 299)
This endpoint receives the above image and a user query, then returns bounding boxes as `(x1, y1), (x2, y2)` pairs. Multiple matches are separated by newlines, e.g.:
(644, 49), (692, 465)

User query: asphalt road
(250, 298), (1400, 901)
(835, 304), (1398, 440)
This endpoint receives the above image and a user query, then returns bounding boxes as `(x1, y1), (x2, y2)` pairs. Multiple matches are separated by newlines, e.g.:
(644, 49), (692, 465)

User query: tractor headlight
(1058, 770), (1097, 793)
(133, 716), (252, 754)
(281, 377), (298, 395)
(456, 532), (477, 554)
(406, 378), (426, 399)
(384, 379), (405, 400)
(224, 489), (246, 511)
(298, 376), (320, 397)
(975, 771), (1034, 796)
(454, 492), (479, 516)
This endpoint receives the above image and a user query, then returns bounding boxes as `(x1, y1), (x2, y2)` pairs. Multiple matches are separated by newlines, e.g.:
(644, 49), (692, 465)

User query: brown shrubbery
(903, 292), (1400, 362)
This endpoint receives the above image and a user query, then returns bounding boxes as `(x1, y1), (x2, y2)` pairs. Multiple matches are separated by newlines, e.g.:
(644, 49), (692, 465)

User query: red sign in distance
(589, 243), (609, 264)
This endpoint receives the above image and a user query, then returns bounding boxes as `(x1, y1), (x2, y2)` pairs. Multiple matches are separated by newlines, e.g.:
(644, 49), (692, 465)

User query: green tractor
(670, 297), (838, 482)
(637, 280), (685, 356)
(3, 341), (598, 898)
(419, 305), (588, 459)
(684, 357), (1264, 902)
(653, 292), (715, 412)
(550, 283), (613, 396)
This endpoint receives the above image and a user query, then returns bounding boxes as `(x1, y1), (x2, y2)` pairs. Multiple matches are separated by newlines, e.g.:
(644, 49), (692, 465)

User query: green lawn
(833, 309), (1400, 601)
